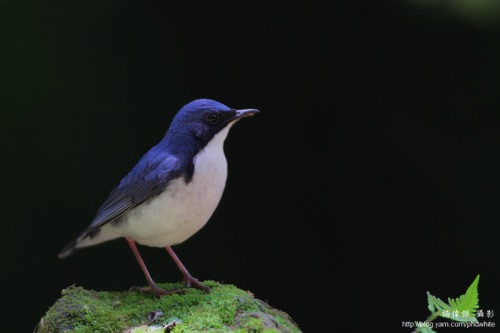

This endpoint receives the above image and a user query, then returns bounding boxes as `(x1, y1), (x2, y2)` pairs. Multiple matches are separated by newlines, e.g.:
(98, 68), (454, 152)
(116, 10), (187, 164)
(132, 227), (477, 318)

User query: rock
(36, 281), (301, 332)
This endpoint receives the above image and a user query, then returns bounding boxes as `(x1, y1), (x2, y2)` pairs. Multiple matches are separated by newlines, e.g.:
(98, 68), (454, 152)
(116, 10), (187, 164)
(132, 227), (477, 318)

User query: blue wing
(58, 148), (185, 258)
(88, 154), (182, 229)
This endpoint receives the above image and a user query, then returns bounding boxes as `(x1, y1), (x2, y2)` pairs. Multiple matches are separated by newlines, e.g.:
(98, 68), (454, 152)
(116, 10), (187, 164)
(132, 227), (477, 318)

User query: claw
(184, 276), (210, 292)
(130, 285), (185, 297)
(184, 275), (210, 292)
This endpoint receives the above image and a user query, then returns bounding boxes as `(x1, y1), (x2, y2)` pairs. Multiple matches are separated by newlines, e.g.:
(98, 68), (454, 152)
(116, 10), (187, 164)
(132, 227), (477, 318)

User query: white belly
(118, 147), (227, 246)
(96, 127), (230, 247)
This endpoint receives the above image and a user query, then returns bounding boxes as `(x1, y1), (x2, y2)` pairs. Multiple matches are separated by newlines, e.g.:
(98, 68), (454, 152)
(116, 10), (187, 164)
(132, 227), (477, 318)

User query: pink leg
(127, 238), (180, 296)
(166, 246), (210, 292)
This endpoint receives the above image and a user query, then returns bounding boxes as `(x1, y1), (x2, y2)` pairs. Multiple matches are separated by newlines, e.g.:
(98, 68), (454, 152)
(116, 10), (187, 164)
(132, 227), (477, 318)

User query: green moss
(37, 281), (301, 333)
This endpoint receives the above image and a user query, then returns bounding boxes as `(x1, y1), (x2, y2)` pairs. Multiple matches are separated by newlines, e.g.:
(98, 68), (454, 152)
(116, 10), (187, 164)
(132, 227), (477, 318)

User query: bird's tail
(58, 239), (81, 259)
(58, 227), (118, 259)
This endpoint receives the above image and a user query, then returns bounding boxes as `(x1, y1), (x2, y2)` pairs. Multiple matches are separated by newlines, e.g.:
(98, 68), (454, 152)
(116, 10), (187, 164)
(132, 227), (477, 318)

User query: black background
(1, 1), (499, 332)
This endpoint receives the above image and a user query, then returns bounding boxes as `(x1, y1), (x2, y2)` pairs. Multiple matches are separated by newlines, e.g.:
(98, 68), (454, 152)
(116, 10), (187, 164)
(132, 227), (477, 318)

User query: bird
(58, 98), (259, 296)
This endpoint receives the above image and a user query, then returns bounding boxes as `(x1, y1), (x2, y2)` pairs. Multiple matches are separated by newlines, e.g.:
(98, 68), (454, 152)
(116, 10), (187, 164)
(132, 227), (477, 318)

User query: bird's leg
(126, 238), (182, 297)
(165, 246), (210, 292)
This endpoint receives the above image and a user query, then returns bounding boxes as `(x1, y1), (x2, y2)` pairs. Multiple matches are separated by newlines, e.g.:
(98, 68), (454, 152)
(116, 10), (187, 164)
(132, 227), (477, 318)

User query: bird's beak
(233, 108), (260, 120)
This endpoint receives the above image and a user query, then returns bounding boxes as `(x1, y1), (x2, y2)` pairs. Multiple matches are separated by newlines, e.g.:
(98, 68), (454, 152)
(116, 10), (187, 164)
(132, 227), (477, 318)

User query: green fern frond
(427, 292), (451, 313)
(427, 274), (480, 323)
(448, 275), (480, 312)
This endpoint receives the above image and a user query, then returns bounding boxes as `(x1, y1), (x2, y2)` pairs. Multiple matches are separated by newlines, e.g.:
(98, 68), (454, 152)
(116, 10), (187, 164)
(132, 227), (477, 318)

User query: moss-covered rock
(36, 281), (301, 333)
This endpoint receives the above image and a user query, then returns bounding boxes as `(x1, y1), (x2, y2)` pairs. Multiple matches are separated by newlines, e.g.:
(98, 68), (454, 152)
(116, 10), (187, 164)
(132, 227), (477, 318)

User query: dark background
(1, 1), (499, 332)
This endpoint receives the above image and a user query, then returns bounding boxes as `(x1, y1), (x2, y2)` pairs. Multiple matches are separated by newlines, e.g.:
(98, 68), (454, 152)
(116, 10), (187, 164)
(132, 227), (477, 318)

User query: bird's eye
(205, 113), (219, 124)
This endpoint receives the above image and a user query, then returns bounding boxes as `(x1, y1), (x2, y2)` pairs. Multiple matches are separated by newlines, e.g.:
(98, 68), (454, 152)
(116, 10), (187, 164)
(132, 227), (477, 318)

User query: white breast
(106, 126), (231, 247)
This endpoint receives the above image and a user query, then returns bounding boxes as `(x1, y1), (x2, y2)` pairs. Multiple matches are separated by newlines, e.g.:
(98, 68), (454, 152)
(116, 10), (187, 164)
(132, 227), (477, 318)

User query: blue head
(164, 99), (259, 154)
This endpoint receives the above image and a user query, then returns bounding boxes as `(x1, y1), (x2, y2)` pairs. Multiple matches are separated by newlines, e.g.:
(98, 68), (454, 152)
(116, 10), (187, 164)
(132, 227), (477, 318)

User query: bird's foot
(130, 284), (184, 297)
(183, 274), (210, 292)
